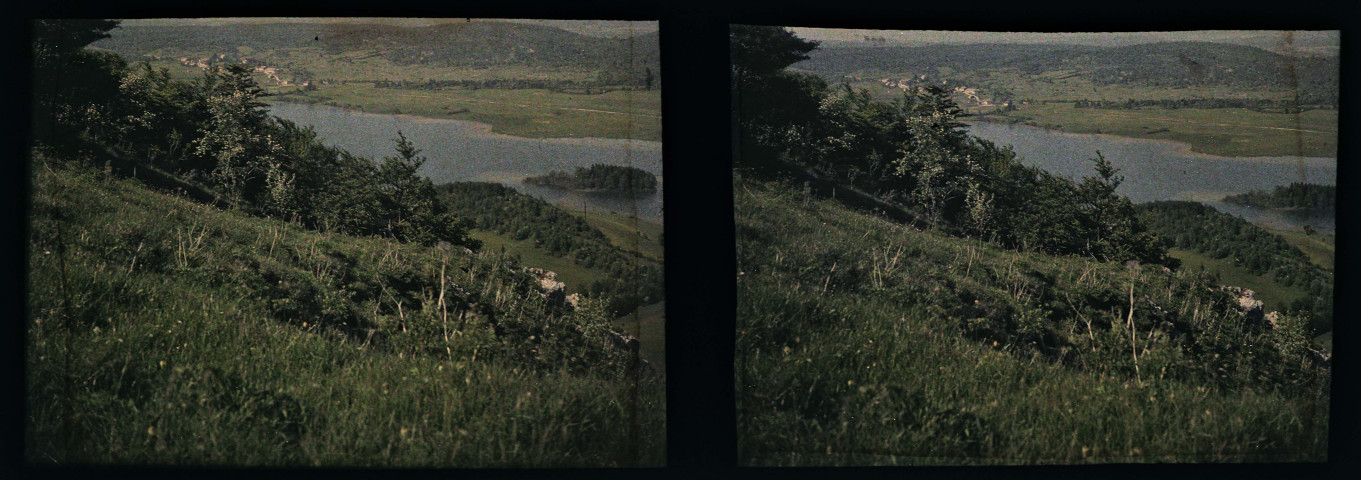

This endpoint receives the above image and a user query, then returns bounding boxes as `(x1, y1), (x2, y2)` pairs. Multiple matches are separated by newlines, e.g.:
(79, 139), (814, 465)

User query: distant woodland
(524, 164), (658, 193)
(1223, 183), (1335, 210)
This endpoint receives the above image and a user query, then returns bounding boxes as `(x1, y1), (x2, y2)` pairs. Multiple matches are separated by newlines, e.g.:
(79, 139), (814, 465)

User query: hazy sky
(786, 28), (1339, 54)
(117, 18), (658, 38)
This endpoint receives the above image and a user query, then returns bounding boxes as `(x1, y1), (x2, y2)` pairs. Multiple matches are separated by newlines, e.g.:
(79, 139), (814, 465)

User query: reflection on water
(268, 102), (664, 222)
(966, 121), (1335, 233)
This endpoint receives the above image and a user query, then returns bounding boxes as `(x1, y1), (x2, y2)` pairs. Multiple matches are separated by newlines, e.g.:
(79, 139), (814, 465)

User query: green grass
(563, 208), (664, 261)
(271, 83), (661, 141)
(1167, 248), (1308, 313)
(976, 102), (1336, 158)
(735, 176), (1328, 466)
(27, 157), (664, 466)
(1269, 228), (1335, 270)
(467, 230), (611, 296)
(463, 199), (664, 374)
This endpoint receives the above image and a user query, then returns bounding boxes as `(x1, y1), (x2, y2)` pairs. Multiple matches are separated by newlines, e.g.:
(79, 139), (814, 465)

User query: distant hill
(796, 41), (1337, 100)
(95, 20), (660, 72)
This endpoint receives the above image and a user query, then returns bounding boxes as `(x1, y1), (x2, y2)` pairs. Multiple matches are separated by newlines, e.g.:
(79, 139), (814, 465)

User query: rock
(1222, 286), (1265, 326)
(528, 268), (566, 307)
(1264, 311), (1281, 329)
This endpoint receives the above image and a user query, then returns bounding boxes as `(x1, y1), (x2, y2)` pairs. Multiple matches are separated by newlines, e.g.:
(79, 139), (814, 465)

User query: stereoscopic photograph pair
(24, 16), (1336, 468)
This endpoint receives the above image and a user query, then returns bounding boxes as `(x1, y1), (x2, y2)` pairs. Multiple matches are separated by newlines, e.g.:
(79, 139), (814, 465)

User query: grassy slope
(735, 177), (1328, 466)
(26, 161), (663, 466)
(1277, 229), (1334, 349)
(1161, 224), (1333, 316)
(564, 208), (665, 261)
(1270, 228), (1335, 270)
(467, 230), (607, 296)
(1167, 248), (1307, 313)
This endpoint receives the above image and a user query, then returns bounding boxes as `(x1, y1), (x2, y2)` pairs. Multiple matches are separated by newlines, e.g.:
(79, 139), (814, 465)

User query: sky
(785, 28), (1340, 55)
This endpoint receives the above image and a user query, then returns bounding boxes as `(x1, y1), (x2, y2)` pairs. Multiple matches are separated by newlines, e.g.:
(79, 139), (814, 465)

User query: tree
(1077, 152), (1169, 265)
(31, 19), (124, 146)
(730, 26), (828, 172)
(190, 65), (276, 202)
(730, 25), (819, 90)
(32, 19), (119, 56)
(887, 86), (976, 225)
(376, 132), (478, 249)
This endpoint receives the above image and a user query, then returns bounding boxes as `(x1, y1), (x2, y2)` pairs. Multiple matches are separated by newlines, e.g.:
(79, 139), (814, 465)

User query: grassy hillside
(735, 176), (1328, 465)
(466, 230), (607, 296)
(1271, 228), (1334, 270)
(26, 157), (664, 466)
(1137, 201), (1333, 335)
(565, 208), (665, 262)
(1167, 249), (1307, 313)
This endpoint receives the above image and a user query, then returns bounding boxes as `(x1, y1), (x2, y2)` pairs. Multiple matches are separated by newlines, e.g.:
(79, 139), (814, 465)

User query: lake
(268, 102), (664, 222)
(966, 121), (1336, 233)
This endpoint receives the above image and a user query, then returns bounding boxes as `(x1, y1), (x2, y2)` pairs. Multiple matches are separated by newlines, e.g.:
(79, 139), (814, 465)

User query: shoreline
(966, 116), (1337, 165)
(266, 97), (664, 149)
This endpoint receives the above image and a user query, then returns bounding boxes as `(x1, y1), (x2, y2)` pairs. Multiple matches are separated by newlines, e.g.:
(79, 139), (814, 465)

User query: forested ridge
(1223, 183), (1336, 210)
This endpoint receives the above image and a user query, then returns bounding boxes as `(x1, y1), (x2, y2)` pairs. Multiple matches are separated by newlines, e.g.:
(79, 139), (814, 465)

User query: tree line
(1223, 183), (1336, 211)
(524, 164), (659, 193)
(436, 182), (664, 316)
(733, 25), (1171, 266)
(1137, 201), (1333, 334)
(32, 19), (478, 250)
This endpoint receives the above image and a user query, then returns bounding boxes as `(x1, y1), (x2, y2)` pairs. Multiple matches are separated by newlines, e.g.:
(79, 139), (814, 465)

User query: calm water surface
(966, 121), (1336, 233)
(269, 102), (664, 222)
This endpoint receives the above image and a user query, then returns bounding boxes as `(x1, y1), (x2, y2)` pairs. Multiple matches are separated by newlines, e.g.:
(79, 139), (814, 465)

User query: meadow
(735, 176), (1329, 465)
(26, 157), (665, 466)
